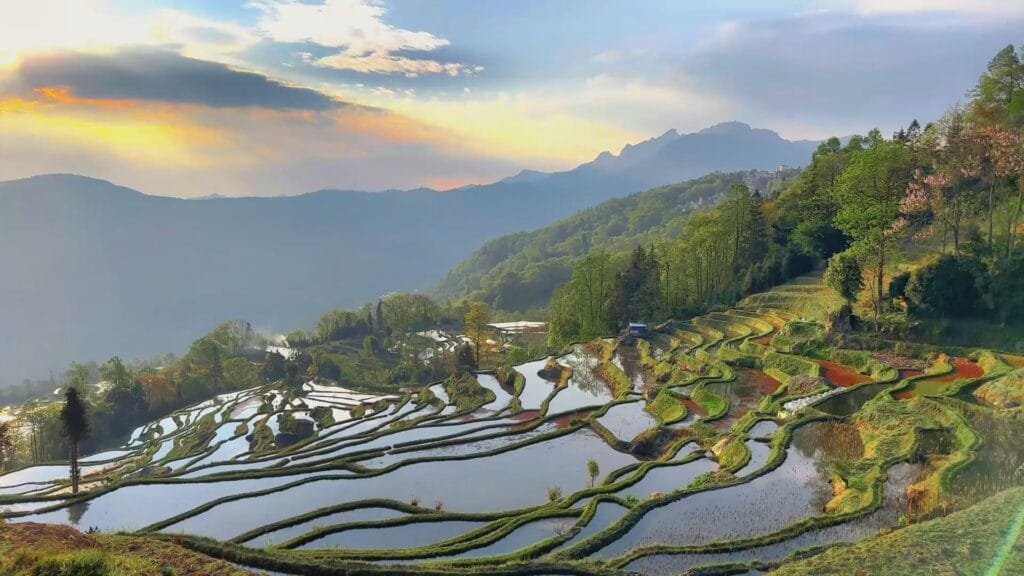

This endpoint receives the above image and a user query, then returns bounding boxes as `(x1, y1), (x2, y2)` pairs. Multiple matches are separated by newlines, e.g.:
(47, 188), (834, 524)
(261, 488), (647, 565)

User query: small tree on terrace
(0, 421), (13, 473)
(825, 251), (865, 305)
(464, 302), (492, 368)
(60, 387), (90, 494)
(587, 458), (600, 488)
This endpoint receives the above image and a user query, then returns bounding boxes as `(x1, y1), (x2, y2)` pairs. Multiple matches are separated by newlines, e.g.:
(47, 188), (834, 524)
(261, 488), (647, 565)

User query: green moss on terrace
(690, 382), (728, 421)
(644, 388), (688, 425)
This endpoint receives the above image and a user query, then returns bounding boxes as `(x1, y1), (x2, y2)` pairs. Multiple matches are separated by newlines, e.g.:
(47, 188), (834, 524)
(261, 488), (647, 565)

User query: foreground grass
(0, 522), (257, 576)
(774, 487), (1024, 576)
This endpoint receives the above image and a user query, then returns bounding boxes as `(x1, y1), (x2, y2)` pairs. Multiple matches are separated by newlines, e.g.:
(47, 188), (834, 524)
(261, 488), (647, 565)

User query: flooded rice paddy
(0, 305), (1003, 575)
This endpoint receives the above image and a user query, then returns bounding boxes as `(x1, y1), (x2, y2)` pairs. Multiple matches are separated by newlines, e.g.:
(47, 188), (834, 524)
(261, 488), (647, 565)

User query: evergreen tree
(60, 387), (90, 494)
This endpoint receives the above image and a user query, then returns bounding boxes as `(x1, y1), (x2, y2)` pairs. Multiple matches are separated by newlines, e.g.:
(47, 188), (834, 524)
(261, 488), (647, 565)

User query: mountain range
(0, 122), (818, 385)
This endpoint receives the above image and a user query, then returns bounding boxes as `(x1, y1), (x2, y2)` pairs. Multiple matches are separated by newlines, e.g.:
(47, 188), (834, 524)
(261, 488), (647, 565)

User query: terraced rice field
(1, 276), (1017, 575)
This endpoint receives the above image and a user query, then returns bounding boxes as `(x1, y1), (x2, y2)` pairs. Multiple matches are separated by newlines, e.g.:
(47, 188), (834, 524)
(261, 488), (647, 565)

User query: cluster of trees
(287, 292), (472, 392)
(3, 321), (265, 470)
(287, 292), (456, 347)
(438, 170), (797, 314)
(549, 182), (815, 344)
(825, 44), (1024, 327)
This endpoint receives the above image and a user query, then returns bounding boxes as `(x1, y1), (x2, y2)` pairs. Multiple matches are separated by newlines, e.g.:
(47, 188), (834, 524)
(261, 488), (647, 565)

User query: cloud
(0, 99), (522, 197)
(0, 59), (520, 197)
(10, 49), (342, 110)
(849, 0), (1024, 16)
(592, 49), (647, 65)
(0, 1), (259, 67)
(250, 0), (478, 76)
(678, 11), (1024, 138)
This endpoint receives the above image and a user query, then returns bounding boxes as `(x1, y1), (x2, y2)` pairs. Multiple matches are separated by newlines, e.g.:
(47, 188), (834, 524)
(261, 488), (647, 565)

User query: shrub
(825, 251), (864, 304)
(247, 420), (276, 454)
(687, 471), (716, 490)
(547, 486), (563, 501)
(310, 406), (334, 428)
(277, 411), (297, 434)
(443, 375), (495, 411)
(889, 271), (911, 300)
(906, 255), (983, 316)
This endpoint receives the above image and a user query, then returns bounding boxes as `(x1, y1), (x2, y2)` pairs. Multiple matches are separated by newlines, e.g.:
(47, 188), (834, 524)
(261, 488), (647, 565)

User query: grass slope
(774, 487), (1024, 576)
(0, 522), (257, 575)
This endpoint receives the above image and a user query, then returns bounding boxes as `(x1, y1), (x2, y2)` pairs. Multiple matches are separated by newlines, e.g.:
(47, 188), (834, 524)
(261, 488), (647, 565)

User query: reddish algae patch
(932, 357), (985, 383)
(894, 358), (985, 400)
(508, 410), (542, 430)
(817, 361), (871, 388)
(742, 369), (783, 395)
(681, 397), (706, 417)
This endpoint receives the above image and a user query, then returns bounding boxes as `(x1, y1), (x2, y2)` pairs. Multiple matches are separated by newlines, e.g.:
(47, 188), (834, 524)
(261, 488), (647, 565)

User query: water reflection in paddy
(476, 374), (513, 410)
(545, 348), (614, 415)
(0, 465), (70, 487)
(614, 344), (650, 392)
(622, 462), (923, 575)
(79, 450), (133, 464)
(515, 358), (557, 411)
(747, 420), (780, 438)
(358, 422), (560, 468)
(298, 519), (487, 551)
(591, 422), (838, 557)
(445, 516), (577, 559)
(619, 458), (718, 499)
(597, 400), (659, 441)
(12, 475), (305, 532)
(241, 507), (406, 547)
(737, 440), (773, 475)
(708, 372), (766, 429)
(554, 501), (629, 552)
(142, 428), (638, 539)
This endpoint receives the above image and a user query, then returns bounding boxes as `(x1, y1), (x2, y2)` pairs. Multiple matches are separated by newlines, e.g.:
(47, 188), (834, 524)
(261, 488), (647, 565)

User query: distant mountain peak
(620, 129), (680, 154)
(499, 169), (549, 185)
(697, 121), (755, 135)
(0, 173), (145, 200)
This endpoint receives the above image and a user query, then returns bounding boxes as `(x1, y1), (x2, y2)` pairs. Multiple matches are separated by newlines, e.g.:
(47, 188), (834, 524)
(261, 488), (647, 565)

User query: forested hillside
(542, 43), (1024, 348)
(437, 169), (796, 313)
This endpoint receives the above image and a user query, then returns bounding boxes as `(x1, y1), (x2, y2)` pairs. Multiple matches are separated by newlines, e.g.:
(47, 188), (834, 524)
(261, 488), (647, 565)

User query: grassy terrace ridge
(0, 276), (1017, 576)
(774, 487), (1024, 575)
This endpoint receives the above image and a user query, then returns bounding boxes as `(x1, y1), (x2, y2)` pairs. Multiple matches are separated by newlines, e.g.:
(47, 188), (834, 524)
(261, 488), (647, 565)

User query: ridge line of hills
(0, 121), (818, 385)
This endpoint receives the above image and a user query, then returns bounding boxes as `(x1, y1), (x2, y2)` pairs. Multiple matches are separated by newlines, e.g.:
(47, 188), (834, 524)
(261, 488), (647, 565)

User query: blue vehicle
(628, 323), (648, 337)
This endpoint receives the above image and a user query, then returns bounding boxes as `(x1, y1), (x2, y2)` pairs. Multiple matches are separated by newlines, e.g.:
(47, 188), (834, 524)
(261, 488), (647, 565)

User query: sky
(0, 0), (1021, 197)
